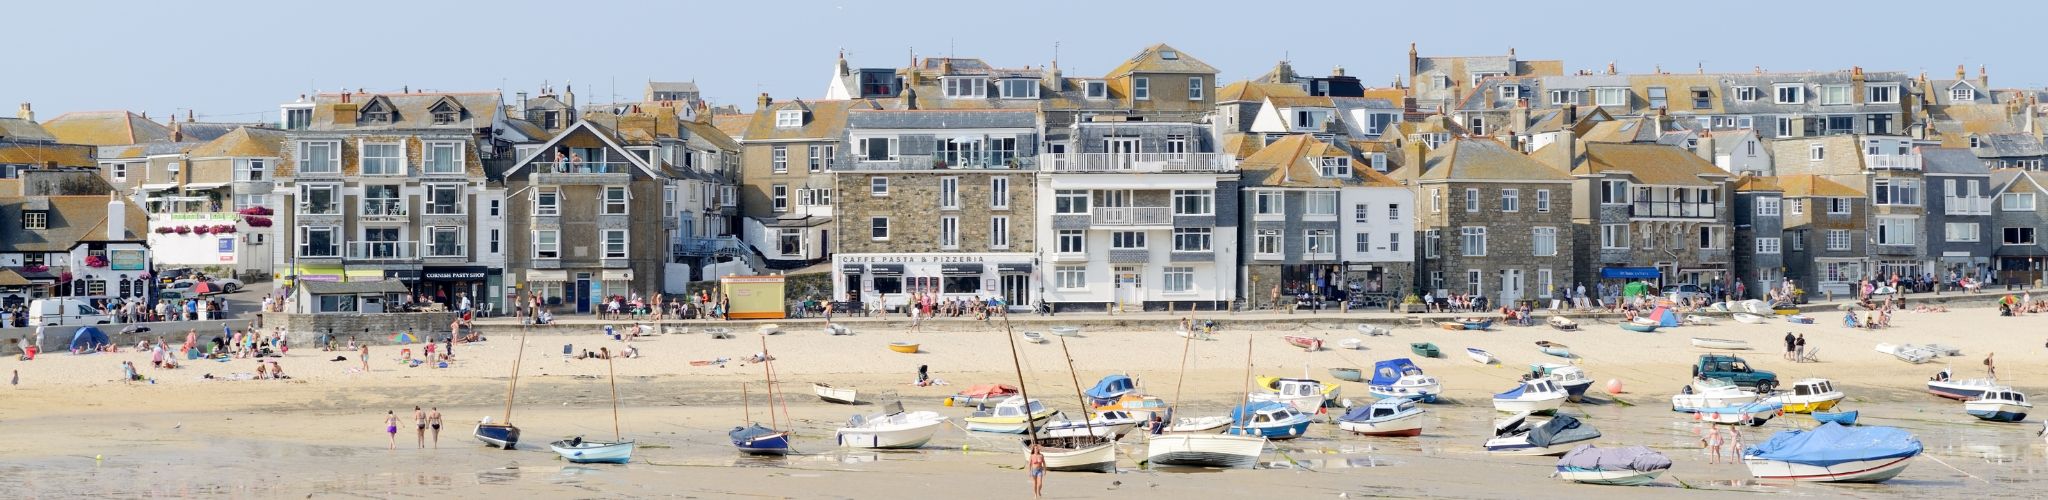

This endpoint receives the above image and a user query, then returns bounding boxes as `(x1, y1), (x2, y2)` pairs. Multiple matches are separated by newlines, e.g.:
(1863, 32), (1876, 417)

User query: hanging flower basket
(193, 226), (213, 235)
(244, 216), (273, 228)
(22, 265), (48, 273)
(84, 255), (108, 268)
(173, 226), (192, 235)
(213, 225), (237, 234)
(58, 271), (73, 282)
(237, 206), (274, 216)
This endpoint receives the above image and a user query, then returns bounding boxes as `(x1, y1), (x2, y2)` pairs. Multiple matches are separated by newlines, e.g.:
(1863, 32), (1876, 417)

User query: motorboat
(1966, 387), (2031, 422)
(1485, 413), (1600, 456)
(1690, 337), (1751, 350)
(1693, 400), (1783, 426)
(949, 384), (1020, 407)
(1671, 378), (1761, 413)
(1731, 312), (1768, 324)
(1555, 445), (1671, 486)
(549, 437), (635, 464)
(1467, 347), (1498, 365)
(1493, 379), (1569, 414)
(1096, 394), (1169, 422)
(1874, 343), (1934, 364)
(1547, 316), (1578, 331)
(964, 396), (1055, 434)
(1083, 374), (1137, 407)
(1224, 401), (1313, 440)
(1742, 423), (1921, 483)
(812, 383), (859, 405)
(1530, 363), (1593, 400)
(1040, 410), (1143, 439)
(1144, 433), (1266, 469)
(1927, 367), (2000, 400)
(1160, 415), (1234, 434)
(1535, 340), (1571, 358)
(836, 403), (948, 449)
(1252, 376), (1337, 412)
(1367, 358), (1441, 403)
(1335, 397), (1426, 437)
(1768, 378), (1844, 414)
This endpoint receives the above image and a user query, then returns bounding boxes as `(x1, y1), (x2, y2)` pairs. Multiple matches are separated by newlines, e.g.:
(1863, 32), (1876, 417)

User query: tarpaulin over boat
(1526, 414), (1601, 448)
(1083, 375), (1135, 401)
(1558, 445), (1673, 472)
(1370, 358), (1423, 386)
(957, 384), (1018, 398)
(1742, 423), (1922, 466)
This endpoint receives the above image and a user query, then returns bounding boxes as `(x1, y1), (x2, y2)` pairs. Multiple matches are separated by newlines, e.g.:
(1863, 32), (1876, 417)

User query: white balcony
(1944, 196), (1992, 215)
(345, 241), (418, 261)
(1093, 206), (1172, 226)
(1045, 153), (1234, 173)
(1866, 154), (1921, 170)
(423, 242), (467, 258)
(360, 199), (408, 219)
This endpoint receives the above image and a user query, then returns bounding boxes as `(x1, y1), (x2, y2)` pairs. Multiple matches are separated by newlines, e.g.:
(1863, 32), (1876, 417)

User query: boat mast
(1055, 334), (1097, 437)
(994, 308), (1039, 438)
(1170, 330), (1193, 420)
(501, 312), (531, 424)
(604, 347), (621, 442)
(1237, 334), (1254, 429)
(742, 382), (752, 425)
(759, 335), (783, 431)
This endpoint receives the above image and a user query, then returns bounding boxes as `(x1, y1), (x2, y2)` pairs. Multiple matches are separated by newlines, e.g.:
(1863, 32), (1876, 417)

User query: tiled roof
(1580, 117), (1662, 143)
(0, 195), (149, 253)
(1216, 80), (1306, 103)
(305, 91), (502, 131)
(712, 114), (753, 139)
(1107, 43), (1218, 76)
(1219, 133), (1263, 160)
(679, 119), (741, 151)
(0, 117), (58, 143)
(1733, 175), (1782, 192)
(0, 269), (30, 286)
(742, 99), (886, 142)
(1778, 174), (1863, 198)
(1419, 137), (1571, 182)
(1266, 96), (1335, 108)
(41, 111), (172, 146)
(0, 143), (96, 167)
(187, 127), (286, 158)
(1239, 135), (1397, 188)
(1575, 142), (1728, 186)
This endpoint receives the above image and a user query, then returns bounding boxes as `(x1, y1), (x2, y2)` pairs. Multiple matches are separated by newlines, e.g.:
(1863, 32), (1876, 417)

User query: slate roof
(1921, 147), (1990, 175)
(0, 143), (96, 167)
(1219, 133), (1263, 160)
(98, 141), (200, 160)
(1777, 174), (1863, 198)
(41, 111), (172, 146)
(1572, 142), (1728, 186)
(170, 122), (263, 142)
(304, 91), (502, 131)
(743, 99), (887, 141)
(712, 114), (753, 139)
(846, 109), (1037, 129)
(187, 127), (286, 158)
(1217, 80), (1306, 103)
(1580, 117), (1662, 143)
(1733, 175), (1782, 192)
(1107, 43), (1218, 76)
(1238, 135), (1397, 188)
(1971, 132), (2047, 158)
(0, 195), (150, 252)
(1419, 137), (1571, 182)
(0, 117), (58, 143)
(647, 81), (700, 93)
(679, 119), (741, 151)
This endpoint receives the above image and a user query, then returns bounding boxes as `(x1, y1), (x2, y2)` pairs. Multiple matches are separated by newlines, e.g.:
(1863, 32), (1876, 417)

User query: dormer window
(775, 110), (802, 128)
(1084, 81), (1107, 99)
(1370, 153), (1388, 172)
(944, 77), (988, 98)
(1499, 85), (1518, 100)
(359, 100), (392, 124)
(1969, 136), (1981, 148)
(1951, 86), (1974, 102)
(22, 210), (47, 230)
(1319, 156), (1351, 177)
(429, 99), (462, 125)
(999, 79), (1038, 99)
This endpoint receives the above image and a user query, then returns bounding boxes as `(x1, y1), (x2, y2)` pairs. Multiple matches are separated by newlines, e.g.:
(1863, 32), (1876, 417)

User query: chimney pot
(187, 110), (195, 122)
(758, 92), (773, 108)
(16, 102), (31, 122)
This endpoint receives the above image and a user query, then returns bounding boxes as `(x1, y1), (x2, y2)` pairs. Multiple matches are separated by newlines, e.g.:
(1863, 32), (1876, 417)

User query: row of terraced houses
(8, 44), (2048, 313)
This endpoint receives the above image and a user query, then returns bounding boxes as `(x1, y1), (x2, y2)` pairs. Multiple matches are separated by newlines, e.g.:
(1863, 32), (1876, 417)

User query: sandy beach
(3, 304), (2046, 499)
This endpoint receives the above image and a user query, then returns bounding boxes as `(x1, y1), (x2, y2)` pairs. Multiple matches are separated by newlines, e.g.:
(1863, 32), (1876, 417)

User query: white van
(28, 298), (115, 326)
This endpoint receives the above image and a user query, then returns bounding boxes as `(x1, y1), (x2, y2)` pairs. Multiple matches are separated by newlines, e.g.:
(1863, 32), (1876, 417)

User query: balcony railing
(361, 199), (407, 217)
(532, 160), (632, 174)
(1093, 206), (1172, 225)
(1944, 196), (1992, 215)
(345, 241), (418, 261)
(849, 154), (1037, 171)
(298, 202), (341, 216)
(673, 236), (745, 257)
(423, 203), (465, 216)
(1629, 201), (1718, 219)
(1866, 154), (1922, 170)
(297, 245), (341, 259)
(423, 242), (467, 258)
(1046, 153), (1234, 173)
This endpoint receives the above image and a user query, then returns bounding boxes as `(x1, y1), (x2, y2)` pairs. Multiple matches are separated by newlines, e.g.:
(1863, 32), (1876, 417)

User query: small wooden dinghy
(1547, 316), (1578, 331)
(704, 327), (735, 339)
(1329, 367), (1366, 383)
(1410, 342), (1441, 358)
(757, 324), (783, 335)
(1439, 321), (1468, 331)
(888, 342), (920, 354)
(1050, 326), (1082, 337)
(1339, 338), (1364, 350)
(1535, 341), (1571, 359)
(1619, 322), (1658, 333)
(1283, 335), (1323, 351)
(1357, 324), (1391, 336)
(813, 383), (859, 404)
(1467, 347), (1498, 365)
(1021, 331), (1048, 344)
(1684, 315), (1714, 326)
(1731, 313), (1767, 324)
(1690, 337), (1750, 350)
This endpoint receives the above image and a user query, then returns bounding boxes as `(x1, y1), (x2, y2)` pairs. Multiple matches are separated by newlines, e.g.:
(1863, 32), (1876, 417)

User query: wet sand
(3, 307), (2046, 498)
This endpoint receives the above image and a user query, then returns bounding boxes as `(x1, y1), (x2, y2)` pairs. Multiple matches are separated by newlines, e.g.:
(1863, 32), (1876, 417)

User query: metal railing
(673, 236), (745, 256)
(298, 201), (341, 216)
(345, 241), (417, 261)
(1093, 206), (1172, 225)
(1629, 201), (1718, 218)
(361, 199), (407, 217)
(1047, 153), (1234, 173)
(1866, 154), (1922, 170)
(423, 203), (465, 215)
(298, 244), (342, 259)
(1944, 196), (1992, 215)
(423, 242), (467, 258)
(532, 160), (632, 174)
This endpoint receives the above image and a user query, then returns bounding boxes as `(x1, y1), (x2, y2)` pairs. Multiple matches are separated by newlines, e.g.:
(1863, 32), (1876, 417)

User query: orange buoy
(1605, 379), (1624, 395)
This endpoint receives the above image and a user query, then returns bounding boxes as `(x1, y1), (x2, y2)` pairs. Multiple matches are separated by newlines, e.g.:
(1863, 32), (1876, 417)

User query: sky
(6, 0), (2044, 125)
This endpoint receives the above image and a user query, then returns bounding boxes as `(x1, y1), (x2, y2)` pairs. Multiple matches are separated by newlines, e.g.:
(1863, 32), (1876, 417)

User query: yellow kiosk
(719, 275), (786, 319)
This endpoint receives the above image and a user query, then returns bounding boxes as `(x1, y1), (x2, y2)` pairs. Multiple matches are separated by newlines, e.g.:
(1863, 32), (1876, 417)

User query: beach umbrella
(192, 281), (217, 295)
(391, 332), (419, 344)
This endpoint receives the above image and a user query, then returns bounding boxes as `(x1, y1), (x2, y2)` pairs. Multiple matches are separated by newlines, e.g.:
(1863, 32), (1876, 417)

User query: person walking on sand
(384, 411), (399, 450)
(1027, 443), (1047, 499)
(1700, 425), (1723, 464)
(360, 344), (371, 372)
(413, 406), (427, 448)
(1985, 353), (1997, 380)
(428, 407), (443, 448)
(1783, 332), (1796, 361)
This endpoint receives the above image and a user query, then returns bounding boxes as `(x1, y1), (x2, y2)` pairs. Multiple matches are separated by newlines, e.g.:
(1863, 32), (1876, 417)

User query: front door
(1104, 137), (1140, 170)
(1000, 274), (1029, 311)
(573, 273), (591, 314)
(1116, 266), (1143, 310)
(1500, 269), (1524, 304)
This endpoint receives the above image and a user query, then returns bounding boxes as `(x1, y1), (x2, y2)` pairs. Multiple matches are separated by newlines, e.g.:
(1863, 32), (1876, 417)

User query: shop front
(834, 253), (1036, 312)
(420, 266), (493, 311)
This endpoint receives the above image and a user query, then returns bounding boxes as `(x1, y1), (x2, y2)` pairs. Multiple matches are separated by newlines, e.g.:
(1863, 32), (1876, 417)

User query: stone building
(1990, 169), (2048, 285)
(1778, 175), (1867, 296)
(502, 120), (677, 313)
(1921, 147), (1995, 280)
(1731, 176), (1785, 298)
(1772, 134), (1936, 279)
(1538, 139), (1736, 288)
(1414, 137), (1575, 303)
(1236, 134), (1412, 306)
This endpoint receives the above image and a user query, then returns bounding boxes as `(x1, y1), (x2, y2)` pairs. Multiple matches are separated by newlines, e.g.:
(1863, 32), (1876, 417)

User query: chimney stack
(1956, 64), (1966, 80)
(517, 92), (527, 110)
(187, 110), (195, 122)
(1979, 65), (1989, 87)
(758, 92), (773, 109)
(1606, 62), (1617, 75)
(16, 102), (30, 122)
(105, 192), (126, 241)
(342, 92), (352, 104)
(1331, 65), (1345, 77)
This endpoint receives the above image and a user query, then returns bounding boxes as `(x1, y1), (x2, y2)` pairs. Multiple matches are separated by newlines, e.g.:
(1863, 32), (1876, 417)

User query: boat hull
(1370, 388), (1440, 403)
(1779, 396), (1842, 414)
(1040, 440), (1119, 473)
(1539, 347), (1571, 358)
(1162, 417), (1232, 434)
(1558, 379), (1592, 398)
(733, 431), (793, 455)
(837, 418), (946, 449)
(1145, 434), (1265, 468)
(964, 413), (1053, 434)
(1484, 439), (1580, 456)
(1928, 381), (1994, 400)
(1227, 420), (1312, 440)
(1966, 402), (2030, 422)
(1556, 468), (1664, 486)
(1619, 323), (1657, 333)
(1691, 338), (1751, 350)
(1493, 395), (1566, 414)
(1337, 411), (1425, 437)
(1467, 349), (1496, 364)
(1247, 393), (1325, 414)
(888, 342), (919, 353)
(813, 383), (859, 405)
(1742, 455), (1914, 483)
(549, 440), (635, 464)
(1329, 368), (1365, 383)
(474, 423), (520, 449)
(1811, 411), (1859, 425)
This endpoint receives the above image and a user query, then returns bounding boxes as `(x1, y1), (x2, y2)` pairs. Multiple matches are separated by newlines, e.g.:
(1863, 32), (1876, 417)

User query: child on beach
(384, 411), (399, 450)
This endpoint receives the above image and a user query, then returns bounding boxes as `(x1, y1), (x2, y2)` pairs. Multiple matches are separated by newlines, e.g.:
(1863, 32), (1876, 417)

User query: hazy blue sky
(7, 0), (2042, 124)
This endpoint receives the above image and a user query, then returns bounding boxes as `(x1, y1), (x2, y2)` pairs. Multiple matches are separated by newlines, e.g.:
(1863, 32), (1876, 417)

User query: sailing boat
(474, 315), (529, 449)
(1027, 332), (1120, 473)
(550, 347), (636, 463)
(731, 336), (793, 455)
(1145, 331), (1267, 468)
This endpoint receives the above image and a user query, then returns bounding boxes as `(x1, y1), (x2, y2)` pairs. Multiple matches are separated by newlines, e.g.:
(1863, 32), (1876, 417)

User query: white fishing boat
(1367, 358), (1442, 403)
(1161, 415), (1233, 434)
(1485, 413), (1600, 456)
(1874, 343), (1933, 364)
(1965, 387), (2031, 422)
(1144, 433), (1266, 469)
(549, 438), (635, 464)
(1050, 326), (1082, 337)
(1532, 364), (1593, 400)
(1467, 347), (1498, 365)
(1928, 367), (2001, 400)
(1336, 397), (1426, 436)
(1671, 378), (1761, 413)
(1693, 400), (1783, 426)
(1040, 410), (1143, 439)
(1691, 337), (1751, 350)
(963, 397), (1055, 434)
(1021, 331), (1048, 344)
(1767, 378), (1844, 414)
(1250, 377), (1333, 413)
(1034, 436), (1120, 473)
(1339, 338), (1364, 350)
(836, 403), (948, 449)
(1555, 445), (1671, 486)
(812, 383), (859, 405)
(1493, 379), (1569, 414)
(1742, 424), (1921, 483)
(1731, 312), (1768, 324)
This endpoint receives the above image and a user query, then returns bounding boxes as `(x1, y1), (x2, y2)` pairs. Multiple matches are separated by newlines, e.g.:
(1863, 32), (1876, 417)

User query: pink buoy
(1605, 379), (1624, 395)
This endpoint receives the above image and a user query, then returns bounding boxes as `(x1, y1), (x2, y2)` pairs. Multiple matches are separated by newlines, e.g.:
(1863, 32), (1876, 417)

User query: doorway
(1115, 266), (1143, 310)
(1000, 274), (1030, 310)
(1104, 137), (1140, 170)
(1500, 269), (1524, 304)
(573, 272), (592, 314)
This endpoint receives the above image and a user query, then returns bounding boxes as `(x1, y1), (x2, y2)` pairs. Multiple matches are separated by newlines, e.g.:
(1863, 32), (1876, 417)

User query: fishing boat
(1224, 401), (1313, 440)
(1329, 367), (1365, 383)
(1097, 394), (1169, 422)
(1368, 358), (1441, 403)
(950, 383), (1020, 407)
(1535, 340), (1571, 358)
(1049, 326), (1081, 337)
(888, 342), (919, 354)
(1336, 397), (1426, 437)
(1693, 400), (1783, 426)
(812, 383), (859, 405)
(1731, 312), (1768, 324)
(836, 402), (948, 449)
(476, 314), (536, 450)
(1555, 445), (1671, 486)
(1252, 376), (1338, 412)
(1812, 410), (1859, 426)
(1021, 331), (1048, 344)
(1768, 378), (1844, 414)
(1965, 387), (2031, 422)
(1927, 367), (2001, 400)
(1040, 410), (1144, 439)
(1466, 347), (1498, 365)
(552, 347), (636, 464)
(756, 323), (782, 335)
(1282, 335), (1323, 351)
(1785, 314), (1815, 325)
(1460, 318), (1495, 330)
(1014, 305), (1121, 474)
(1410, 342), (1441, 358)
(731, 337), (794, 456)
(1083, 374), (1137, 407)
(1619, 322), (1658, 333)
(1547, 316), (1578, 331)
(1874, 343), (1933, 364)
(1145, 433), (1266, 468)
(1671, 378), (1763, 413)
(1742, 423), (1921, 483)
(1493, 379), (1569, 414)
(1530, 363), (1593, 400)
(963, 396), (1055, 433)
(1035, 435), (1120, 473)
(1338, 338), (1364, 350)
(1690, 337), (1751, 350)
(1161, 415), (1234, 434)
(1485, 413), (1601, 456)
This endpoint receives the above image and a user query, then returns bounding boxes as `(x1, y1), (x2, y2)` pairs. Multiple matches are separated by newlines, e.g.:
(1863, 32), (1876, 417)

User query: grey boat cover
(1527, 414), (1601, 448)
(1557, 444), (1673, 472)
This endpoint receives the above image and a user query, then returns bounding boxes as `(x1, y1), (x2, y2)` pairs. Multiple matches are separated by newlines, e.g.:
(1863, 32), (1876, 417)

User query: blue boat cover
(728, 423), (781, 442)
(1742, 423), (1921, 467)
(1370, 358), (1423, 386)
(69, 326), (109, 351)
(1495, 383), (1529, 399)
(1338, 398), (1414, 422)
(1083, 374), (1135, 400)
(1229, 401), (1290, 421)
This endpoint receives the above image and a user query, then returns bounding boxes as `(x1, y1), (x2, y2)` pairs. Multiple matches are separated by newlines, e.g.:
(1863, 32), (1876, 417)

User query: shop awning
(840, 263), (865, 274)
(941, 263), (984, 275)
(869, 264), (904, 277)
(424, 266), (489, 280)
(996, 263), (1033, 274)
(1995, 245), (2048, 257)
(1600, 267), (1661, 279)
(526, 269), (567, 282)
(343, 269), (386, 282)
(602, 269), (633, 280)
(181, 182), (229, 190)
(139, 183), (177, 192)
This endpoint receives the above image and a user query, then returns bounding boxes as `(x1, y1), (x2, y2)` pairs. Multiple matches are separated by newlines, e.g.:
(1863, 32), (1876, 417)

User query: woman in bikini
(1027, 443), (1046, 499)
(384, 411), (399, 449)
(427, 407), (443, 448)
(414, 406), (428, 448)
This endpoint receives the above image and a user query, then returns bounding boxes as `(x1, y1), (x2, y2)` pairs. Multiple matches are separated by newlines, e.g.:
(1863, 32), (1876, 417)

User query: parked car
(157, 267), (196, 286)
(1663, 284), (1710, 303)
(165, 277), (240, 295)
(209, 278), (244, 293)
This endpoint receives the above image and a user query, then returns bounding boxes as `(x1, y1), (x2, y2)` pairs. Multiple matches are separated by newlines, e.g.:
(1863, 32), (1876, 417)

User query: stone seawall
(3, 319), (256, 354)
